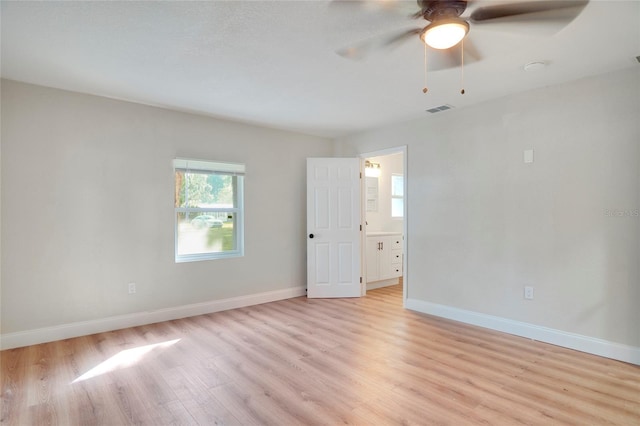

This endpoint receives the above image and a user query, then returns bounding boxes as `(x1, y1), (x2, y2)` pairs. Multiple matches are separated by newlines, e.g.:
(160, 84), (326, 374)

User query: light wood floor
(2, 285), (639, 425)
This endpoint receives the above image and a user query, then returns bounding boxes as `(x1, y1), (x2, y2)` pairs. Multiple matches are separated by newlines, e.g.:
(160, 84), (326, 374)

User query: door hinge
(360, 277), (362, 283)
(360, 172), (362, 179)
(360, 224), (362, 231)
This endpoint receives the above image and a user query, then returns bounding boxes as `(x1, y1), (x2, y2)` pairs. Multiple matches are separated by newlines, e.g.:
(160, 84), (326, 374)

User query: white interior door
(307, 158), (362, 298)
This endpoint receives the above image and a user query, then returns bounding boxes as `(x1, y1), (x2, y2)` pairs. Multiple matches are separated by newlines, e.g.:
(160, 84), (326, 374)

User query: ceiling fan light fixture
(420, 19), (469, 50)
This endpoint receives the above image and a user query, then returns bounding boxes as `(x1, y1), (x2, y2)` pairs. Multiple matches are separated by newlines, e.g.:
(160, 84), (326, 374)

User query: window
(391, 174), (404, 218)
(174, 158), (244, 262)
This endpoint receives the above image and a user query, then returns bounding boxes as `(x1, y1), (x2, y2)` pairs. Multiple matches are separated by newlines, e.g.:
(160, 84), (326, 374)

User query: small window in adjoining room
(391, 174), (404, 219)
(174, 158), (244, 262)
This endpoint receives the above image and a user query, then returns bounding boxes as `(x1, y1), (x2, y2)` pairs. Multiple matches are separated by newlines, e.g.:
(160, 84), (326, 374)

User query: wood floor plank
(2, 285), (639, 425)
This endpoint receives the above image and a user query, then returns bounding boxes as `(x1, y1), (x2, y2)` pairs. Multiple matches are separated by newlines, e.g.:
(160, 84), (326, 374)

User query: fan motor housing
(418, 0), (467, 21)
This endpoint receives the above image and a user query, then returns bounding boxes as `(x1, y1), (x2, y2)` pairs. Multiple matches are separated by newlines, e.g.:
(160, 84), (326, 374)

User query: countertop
(366, 231), (402, 237)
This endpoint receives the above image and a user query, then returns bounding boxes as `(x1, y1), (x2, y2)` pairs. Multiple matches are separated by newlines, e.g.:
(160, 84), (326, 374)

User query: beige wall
(1, 80), (333, 335)
(2, 68), (639, 357)
(338, 68), (640, 349)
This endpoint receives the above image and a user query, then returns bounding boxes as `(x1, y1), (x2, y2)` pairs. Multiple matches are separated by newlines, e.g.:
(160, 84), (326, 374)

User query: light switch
(524, 149), (534, 164)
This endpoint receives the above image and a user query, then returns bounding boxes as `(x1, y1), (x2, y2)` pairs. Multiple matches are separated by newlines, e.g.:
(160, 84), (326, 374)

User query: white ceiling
(2, 1), (639, 138)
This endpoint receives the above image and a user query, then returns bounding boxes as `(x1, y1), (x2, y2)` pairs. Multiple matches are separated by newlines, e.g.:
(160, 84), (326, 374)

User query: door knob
(309, 234), (314, 239)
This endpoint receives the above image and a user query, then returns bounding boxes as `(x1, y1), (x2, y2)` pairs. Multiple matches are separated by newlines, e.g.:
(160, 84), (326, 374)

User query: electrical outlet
(524, 286), (534, 300)
(128, 282), (136, 294)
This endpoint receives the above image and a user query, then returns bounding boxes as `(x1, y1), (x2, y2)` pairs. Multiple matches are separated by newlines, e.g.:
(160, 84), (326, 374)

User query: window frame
(173, 158), (245, 263)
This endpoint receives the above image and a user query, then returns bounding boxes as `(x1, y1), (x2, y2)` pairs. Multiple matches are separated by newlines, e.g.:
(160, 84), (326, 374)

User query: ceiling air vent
(426, 104), (454, 114)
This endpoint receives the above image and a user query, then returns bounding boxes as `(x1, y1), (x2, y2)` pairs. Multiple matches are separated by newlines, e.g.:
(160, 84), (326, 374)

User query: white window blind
(173, 158), (245, 175)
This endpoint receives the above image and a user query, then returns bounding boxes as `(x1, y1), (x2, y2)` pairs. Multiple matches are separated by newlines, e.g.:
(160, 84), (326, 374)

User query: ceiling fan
(332, 0), (588, 76)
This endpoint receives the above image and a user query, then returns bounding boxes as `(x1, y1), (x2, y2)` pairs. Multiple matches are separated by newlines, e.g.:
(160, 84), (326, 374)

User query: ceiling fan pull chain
(422, 43), (428, 94)
(460, 39), (465, 95)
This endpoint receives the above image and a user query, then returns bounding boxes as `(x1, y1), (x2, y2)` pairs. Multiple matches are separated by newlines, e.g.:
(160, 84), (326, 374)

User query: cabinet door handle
(309, 234), (314, 239)
(381, 241), (383, 250)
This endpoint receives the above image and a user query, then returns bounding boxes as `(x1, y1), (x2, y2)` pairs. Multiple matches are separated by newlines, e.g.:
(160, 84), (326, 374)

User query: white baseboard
(405, 298), (640, 366)
(0, 286), (306, 350)
(366, 278), (400, 291)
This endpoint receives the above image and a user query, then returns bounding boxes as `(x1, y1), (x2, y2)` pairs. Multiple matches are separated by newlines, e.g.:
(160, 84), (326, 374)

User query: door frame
(359, 146), (408, 306)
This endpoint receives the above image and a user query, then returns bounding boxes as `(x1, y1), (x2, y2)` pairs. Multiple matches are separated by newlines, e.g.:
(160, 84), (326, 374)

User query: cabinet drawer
(391, 238), (402, 250)
(391, 265), (402, 276)
(391, 249), (402, 264)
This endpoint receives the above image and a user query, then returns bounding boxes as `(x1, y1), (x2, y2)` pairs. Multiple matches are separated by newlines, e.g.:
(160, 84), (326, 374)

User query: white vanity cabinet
(366, 232), (403, 285)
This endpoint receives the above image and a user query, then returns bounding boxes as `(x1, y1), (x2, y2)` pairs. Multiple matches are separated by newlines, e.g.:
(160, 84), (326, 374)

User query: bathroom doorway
(361, 147), (406, 302)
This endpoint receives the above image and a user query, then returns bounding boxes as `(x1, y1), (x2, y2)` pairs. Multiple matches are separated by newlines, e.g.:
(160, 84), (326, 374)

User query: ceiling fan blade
(382, 27), (422, 48)
(409, 10), (423, 20)
(336, 27), (421, 60)
(470, 1), (588, 24)
(336, 40), (376, 60)
(337, 30), (482, 69)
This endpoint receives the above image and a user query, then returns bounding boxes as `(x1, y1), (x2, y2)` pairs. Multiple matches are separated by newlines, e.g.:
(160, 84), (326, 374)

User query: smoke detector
(524, 61), (547, 71)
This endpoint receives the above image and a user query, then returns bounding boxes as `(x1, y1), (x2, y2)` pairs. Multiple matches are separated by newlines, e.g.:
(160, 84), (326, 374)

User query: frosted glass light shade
(421, 19), (469, 50)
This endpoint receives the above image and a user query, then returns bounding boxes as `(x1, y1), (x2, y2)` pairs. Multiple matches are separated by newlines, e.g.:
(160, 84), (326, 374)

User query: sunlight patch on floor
(72, 338), (180, 383)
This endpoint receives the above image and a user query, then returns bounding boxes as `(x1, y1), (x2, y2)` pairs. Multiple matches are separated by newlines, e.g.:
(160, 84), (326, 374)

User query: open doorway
(361, 147), (406, 301)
